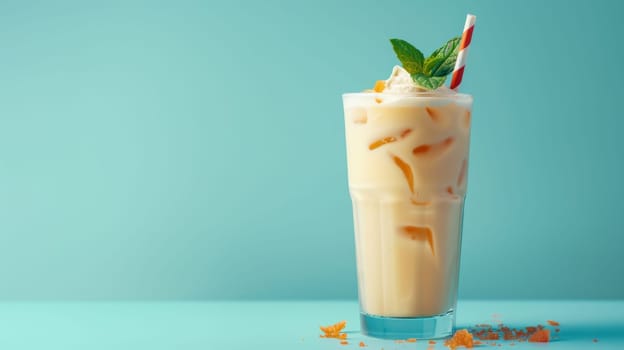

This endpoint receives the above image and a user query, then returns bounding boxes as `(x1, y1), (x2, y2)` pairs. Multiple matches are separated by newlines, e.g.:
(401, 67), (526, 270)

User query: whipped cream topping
(384, 66), (424, 94)
(383, 65), (455, 94)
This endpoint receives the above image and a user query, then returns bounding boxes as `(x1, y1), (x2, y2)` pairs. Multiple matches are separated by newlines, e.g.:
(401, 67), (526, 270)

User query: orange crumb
(373, 80), (385, 93)
(547, 320), (559, 326)
(320, 320), (346, 334)
(359, 341), (366, 347)
(473, 340), (482, 345)
(406, 338), (417, 343)
(528, 329), (550, 343)
(447, 186), (454, 195)
(394, 340), (404, 343)
(445, 329), (474, 349)
(525, 326), (537, 334)
(486, 332), (499, 340)
(593, 338), (599, 342)
(320, 320), (347, 340)
(375, 97), (383, 104)
(340, 340), (349, 345)
(429, 340), (436, 344)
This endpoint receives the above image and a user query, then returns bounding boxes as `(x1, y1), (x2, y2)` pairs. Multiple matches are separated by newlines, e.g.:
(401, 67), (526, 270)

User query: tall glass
(342, 92), (473, 339)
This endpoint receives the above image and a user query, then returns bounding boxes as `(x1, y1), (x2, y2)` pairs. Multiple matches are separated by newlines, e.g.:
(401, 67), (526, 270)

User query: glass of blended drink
(342, 66), (473, 339)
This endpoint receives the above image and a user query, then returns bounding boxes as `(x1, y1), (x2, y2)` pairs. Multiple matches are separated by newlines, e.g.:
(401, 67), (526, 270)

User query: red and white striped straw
(450, 14), (476, 91)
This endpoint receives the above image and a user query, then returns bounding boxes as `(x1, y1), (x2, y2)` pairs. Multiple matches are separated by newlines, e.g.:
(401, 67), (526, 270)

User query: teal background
(0, 0), (622, 300)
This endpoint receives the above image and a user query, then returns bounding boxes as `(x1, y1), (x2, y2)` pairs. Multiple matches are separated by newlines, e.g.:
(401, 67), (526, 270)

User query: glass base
(360, 310), (455, 339)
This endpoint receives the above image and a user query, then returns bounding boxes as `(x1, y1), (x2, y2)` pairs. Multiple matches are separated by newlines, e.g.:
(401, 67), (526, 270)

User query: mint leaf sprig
(390, 37), (460, 90)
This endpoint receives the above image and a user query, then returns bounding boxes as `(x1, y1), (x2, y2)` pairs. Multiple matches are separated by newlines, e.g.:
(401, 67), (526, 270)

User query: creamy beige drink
(343, 66), (472, 319)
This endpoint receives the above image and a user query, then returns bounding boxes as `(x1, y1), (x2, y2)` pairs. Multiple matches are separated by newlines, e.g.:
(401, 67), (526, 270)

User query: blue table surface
(0, 300), (621, 349)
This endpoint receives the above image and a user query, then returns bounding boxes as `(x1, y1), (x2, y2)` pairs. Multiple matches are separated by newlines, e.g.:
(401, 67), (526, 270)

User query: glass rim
(342, 92), (473, 101)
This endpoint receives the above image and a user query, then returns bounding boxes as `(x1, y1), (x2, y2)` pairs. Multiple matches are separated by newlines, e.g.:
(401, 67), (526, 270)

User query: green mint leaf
(390, 39), (425, 74)
(423, 36), (461, 77)
(423, 57), (445, 76)
(412, 73), (447, 90)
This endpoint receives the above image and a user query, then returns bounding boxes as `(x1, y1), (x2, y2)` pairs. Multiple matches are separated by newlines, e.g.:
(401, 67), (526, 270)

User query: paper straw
(450, 14), (476, 90)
